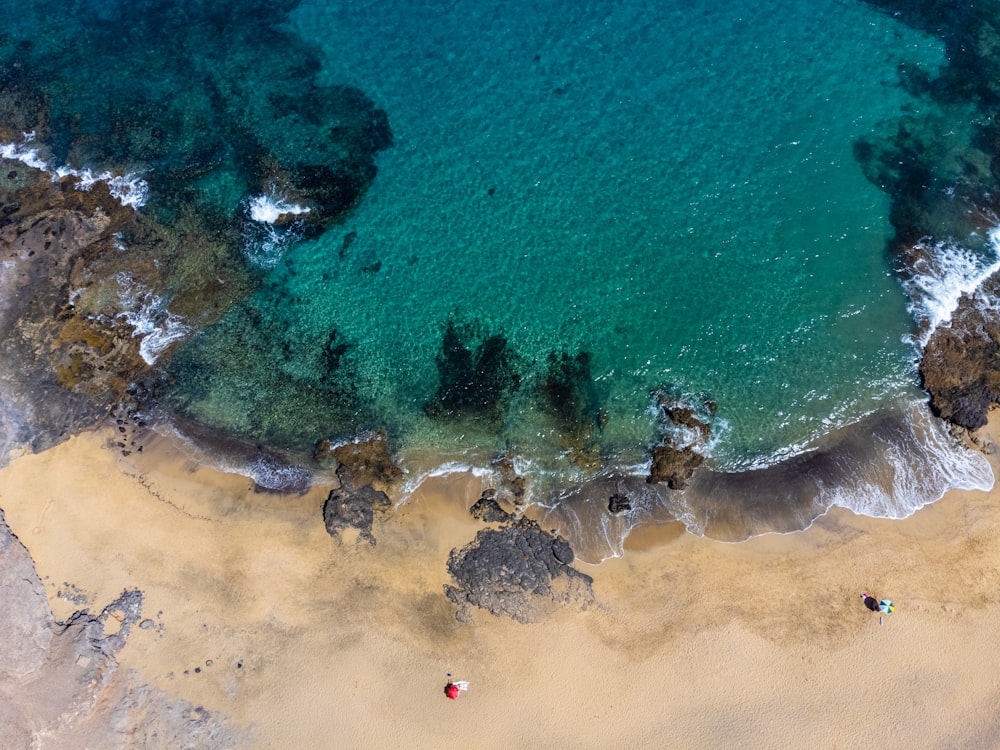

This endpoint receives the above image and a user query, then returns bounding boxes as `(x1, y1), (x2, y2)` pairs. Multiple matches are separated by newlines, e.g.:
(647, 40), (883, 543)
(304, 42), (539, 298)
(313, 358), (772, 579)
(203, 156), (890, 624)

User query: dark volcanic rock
(646, 392), (714, 489)
(608, 492), (632, 515)
(317, 431), (403, 489)
(443, 518), (593, 624)
(469, 489), (513, 523)
(322, 484), (392, 546)
(919, 279), (1000, 429)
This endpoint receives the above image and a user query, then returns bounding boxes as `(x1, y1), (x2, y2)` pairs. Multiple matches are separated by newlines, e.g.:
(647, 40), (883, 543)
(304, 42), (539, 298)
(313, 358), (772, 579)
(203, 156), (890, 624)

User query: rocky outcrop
(0, 508), (243, 748)
(469, 490), (514, 523)
(919, 277), (1000, 429)
(444, 518), (593, 624)
(323, 484), (392, 546)
(315, 431), (403, 489)
(0, 161), (144, 462)
(608, 492), (632, 515)
(647, 393), (715, 489)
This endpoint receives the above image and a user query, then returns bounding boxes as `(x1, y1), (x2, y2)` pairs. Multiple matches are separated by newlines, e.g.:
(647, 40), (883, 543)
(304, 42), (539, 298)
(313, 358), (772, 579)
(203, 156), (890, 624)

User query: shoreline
(2, 414), (1000, 746)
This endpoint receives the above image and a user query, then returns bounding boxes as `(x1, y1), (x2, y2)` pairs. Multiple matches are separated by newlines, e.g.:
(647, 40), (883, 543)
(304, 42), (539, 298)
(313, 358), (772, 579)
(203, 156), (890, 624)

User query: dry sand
(2, 415), (1000, 748)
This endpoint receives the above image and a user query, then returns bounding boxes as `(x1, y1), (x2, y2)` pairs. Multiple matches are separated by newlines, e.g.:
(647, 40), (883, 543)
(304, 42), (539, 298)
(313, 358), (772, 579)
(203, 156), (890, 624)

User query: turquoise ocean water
(203, 0), (939, 468)
(3, 0), (996, 554)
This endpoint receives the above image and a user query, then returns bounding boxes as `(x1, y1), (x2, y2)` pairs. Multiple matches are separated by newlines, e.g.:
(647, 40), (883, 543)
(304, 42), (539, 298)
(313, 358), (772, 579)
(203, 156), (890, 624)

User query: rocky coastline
(5, 0), (1000, 743)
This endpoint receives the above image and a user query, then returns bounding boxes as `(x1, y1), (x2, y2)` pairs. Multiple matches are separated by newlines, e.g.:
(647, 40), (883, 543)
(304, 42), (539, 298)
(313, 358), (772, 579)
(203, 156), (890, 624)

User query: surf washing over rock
(1, 0), (999, 557)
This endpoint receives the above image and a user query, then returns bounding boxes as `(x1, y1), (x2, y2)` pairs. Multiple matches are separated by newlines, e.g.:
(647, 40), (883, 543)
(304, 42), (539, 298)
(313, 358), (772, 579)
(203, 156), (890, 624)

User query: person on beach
(861, 593), (879, 612)
(444, 679), (469, 700)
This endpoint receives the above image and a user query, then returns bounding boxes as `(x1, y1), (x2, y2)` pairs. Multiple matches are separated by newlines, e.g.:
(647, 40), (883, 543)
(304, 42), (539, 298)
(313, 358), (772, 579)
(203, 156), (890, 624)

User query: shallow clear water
(168, 0), (945, 473)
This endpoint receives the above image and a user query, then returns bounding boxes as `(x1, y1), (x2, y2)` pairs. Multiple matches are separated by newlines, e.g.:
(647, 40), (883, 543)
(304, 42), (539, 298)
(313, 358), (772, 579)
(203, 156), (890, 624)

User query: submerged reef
(859, 0), (1000, 429)
(536, 350), (604, 469)
(0, 0), (392, 459)
(1, 0), (392, 233)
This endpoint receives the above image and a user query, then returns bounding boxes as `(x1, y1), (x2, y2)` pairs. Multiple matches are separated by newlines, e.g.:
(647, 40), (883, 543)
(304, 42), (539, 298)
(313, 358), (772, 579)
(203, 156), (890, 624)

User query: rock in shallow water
(444, 518), (593, 624)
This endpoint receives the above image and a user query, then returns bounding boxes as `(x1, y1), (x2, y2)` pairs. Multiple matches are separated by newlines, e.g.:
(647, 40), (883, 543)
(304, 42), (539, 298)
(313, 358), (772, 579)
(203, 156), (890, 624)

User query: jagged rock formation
(920, 276), (1000, 429)
(469, 489), (514, 523)
(647, 393), (715, 489)
(444, 518), (593, 624)
(322, 484), (392, 547)
(0, 509), (243, 748)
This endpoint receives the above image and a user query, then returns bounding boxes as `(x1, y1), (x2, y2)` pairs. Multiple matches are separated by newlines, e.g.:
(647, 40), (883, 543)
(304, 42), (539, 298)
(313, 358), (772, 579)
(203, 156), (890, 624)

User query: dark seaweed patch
(425, 317), (521, 425)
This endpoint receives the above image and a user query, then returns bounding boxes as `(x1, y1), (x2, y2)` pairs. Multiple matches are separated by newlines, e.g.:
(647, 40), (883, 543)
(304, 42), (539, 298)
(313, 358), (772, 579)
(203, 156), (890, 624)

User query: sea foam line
(1, 134), (149, 209)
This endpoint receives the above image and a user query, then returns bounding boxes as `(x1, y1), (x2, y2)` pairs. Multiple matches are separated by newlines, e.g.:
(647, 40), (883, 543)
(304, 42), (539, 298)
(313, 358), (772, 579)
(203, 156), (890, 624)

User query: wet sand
(2, 417), (1000, 748)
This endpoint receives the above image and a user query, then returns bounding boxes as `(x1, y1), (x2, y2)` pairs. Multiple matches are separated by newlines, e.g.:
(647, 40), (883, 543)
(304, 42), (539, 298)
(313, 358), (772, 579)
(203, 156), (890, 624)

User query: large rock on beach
(469, 489), (514, 523)
(323, 484), (392, 546)
(444, 518), (593, 624)
(319, 431), (403, 489)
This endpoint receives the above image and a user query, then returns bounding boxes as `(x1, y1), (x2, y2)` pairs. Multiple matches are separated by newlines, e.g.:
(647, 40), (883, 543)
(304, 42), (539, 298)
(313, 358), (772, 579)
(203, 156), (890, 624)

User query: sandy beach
(0, 413), (997, 749)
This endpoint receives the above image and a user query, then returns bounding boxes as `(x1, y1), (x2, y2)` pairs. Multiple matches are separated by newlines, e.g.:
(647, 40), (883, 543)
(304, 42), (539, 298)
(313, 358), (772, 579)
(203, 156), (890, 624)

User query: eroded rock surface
(0, 509), (243, 748)
(323, 484), (392, 546)
(444, 518), (593, 624)
(647, 393), (715, 489)
(920, 277), (1000, 429)
(469, 489), (513, 523)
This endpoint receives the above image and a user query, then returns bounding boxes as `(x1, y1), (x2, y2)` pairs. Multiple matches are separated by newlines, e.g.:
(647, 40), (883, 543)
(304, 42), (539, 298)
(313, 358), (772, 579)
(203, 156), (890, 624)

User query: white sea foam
(241, 194), (308, 269)
(826, 402), (994, 520)
(2, 134), (149, 209)
(248, 194), (311, 224)
(904, 229), (1000, 346)
(114, 272), (192, 364)
(0, 137), (48, 170)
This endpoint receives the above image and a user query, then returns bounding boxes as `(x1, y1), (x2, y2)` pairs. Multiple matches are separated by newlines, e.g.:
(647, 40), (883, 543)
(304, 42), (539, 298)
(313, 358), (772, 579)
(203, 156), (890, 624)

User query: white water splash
(248, 194), (311, 224)
(114, 272), (192, 364)
(2, 133), (149, 209)
(904, 228), (1000, 346)
(241, 193), (309, 269)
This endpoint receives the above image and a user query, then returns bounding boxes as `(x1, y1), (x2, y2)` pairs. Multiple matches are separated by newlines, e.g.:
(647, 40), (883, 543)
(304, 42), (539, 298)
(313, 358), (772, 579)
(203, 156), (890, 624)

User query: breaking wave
(240, 194), (307, 269)
(114, 272), (192, 364)
(1, 133), (149, 209)
(537, 399), (993, 560)
(903, 228), (1000, 346)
